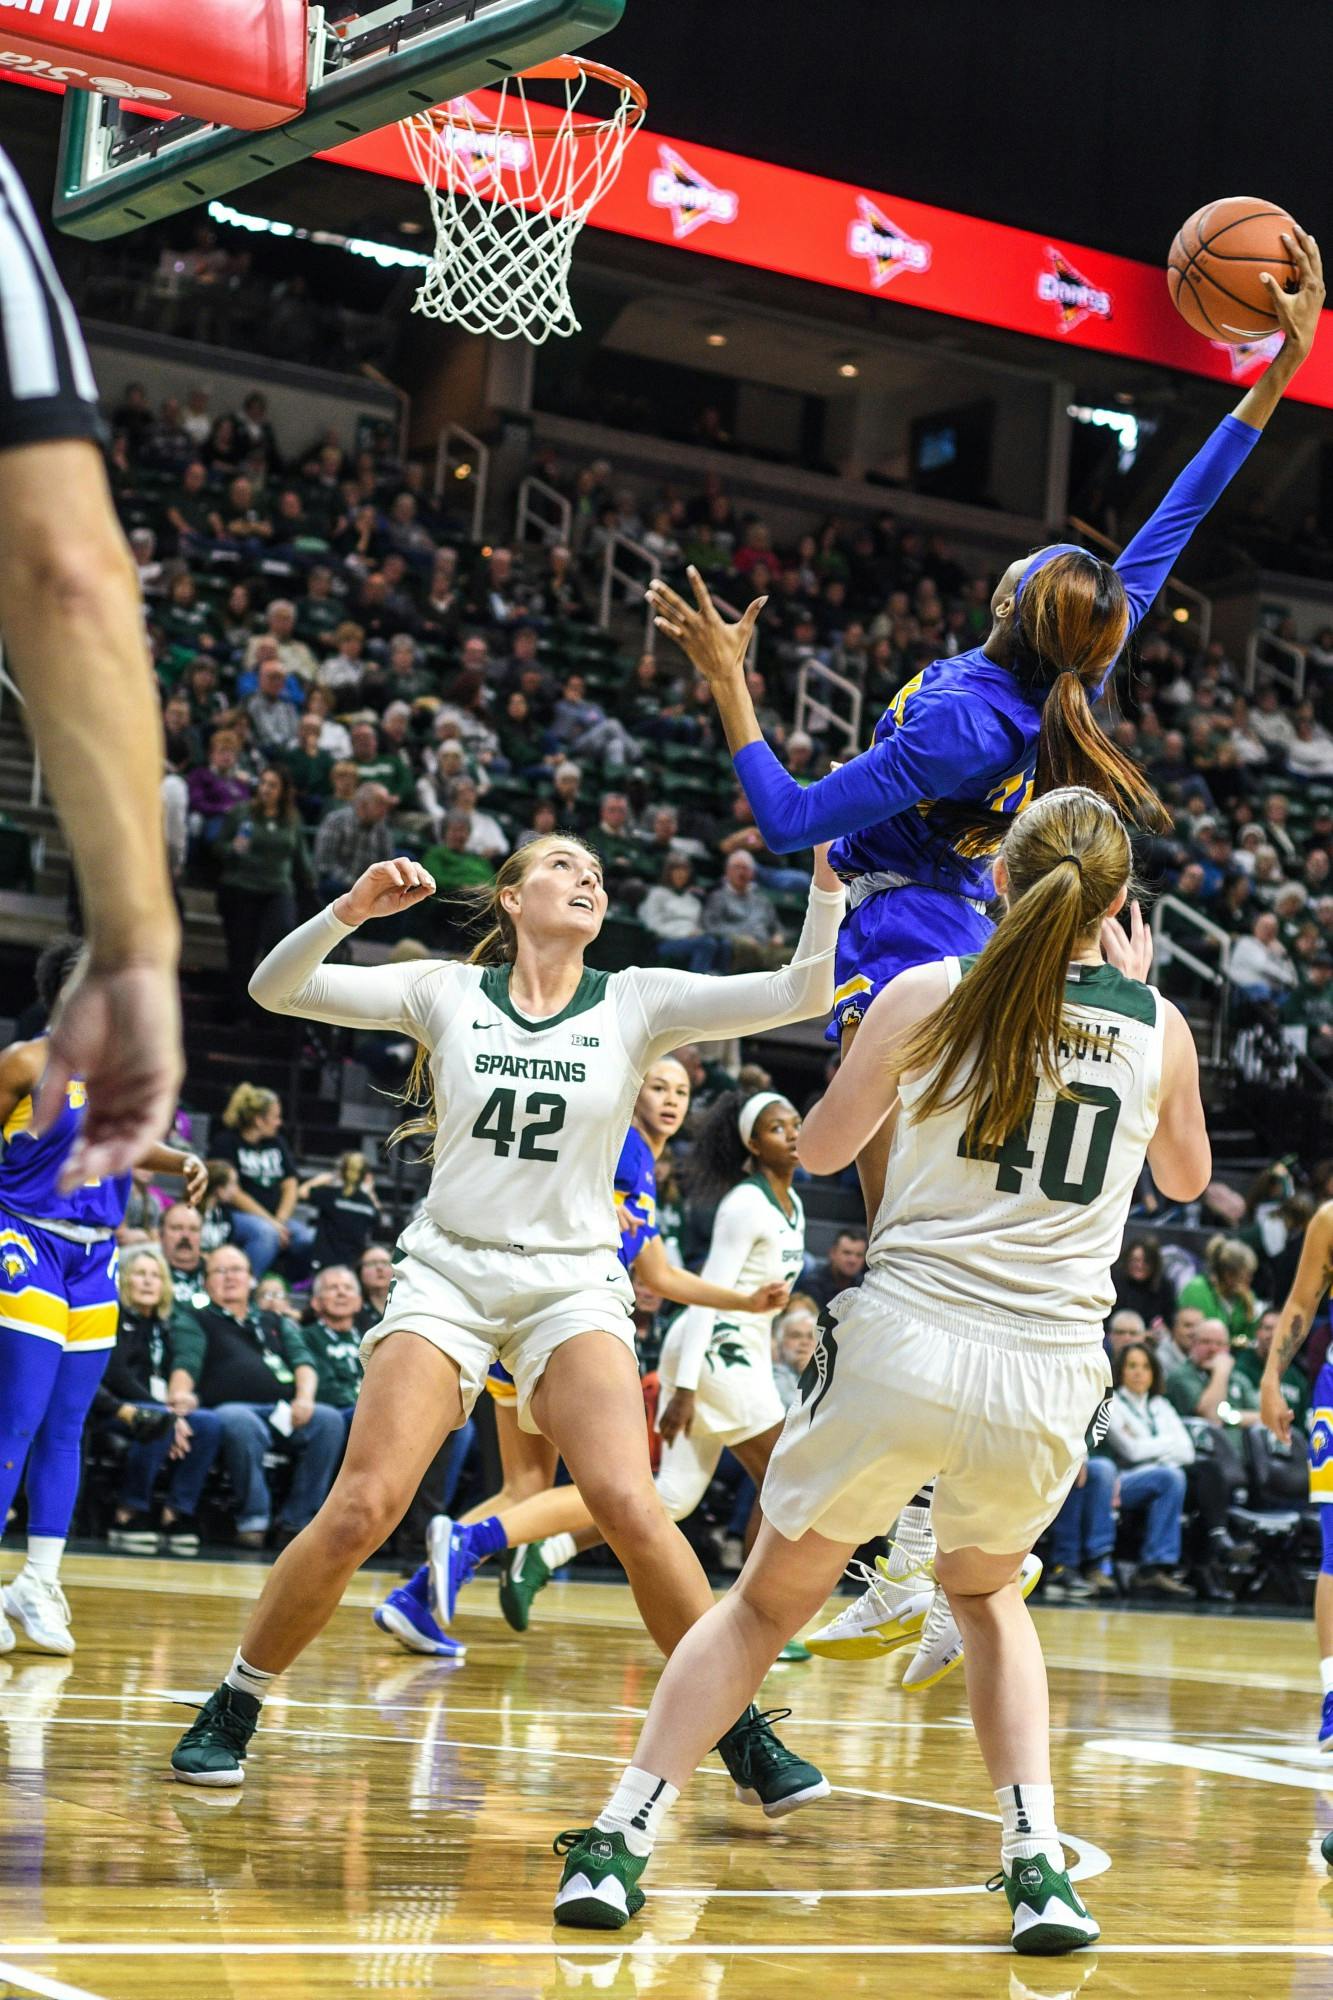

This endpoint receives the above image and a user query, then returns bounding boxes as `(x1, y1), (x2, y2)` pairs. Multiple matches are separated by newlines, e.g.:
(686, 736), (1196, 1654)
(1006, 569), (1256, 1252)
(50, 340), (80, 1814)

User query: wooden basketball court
(0, 1554), (1329, 1999)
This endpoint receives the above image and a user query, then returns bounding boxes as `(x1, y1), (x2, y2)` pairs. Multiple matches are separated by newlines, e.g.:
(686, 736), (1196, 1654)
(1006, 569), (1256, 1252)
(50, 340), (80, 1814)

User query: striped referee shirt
(0, 142), (101, 451)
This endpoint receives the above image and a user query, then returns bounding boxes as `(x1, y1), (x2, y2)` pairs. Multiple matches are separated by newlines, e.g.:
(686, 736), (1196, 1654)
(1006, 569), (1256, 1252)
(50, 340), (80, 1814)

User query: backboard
(52, 0), (626, 239)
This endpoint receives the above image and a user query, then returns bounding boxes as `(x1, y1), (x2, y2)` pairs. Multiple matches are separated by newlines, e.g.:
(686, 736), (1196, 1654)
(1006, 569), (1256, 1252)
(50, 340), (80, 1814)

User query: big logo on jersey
(1037, 247), (1113, 332)
(648, 146), (739, 240)
(848, 198), (932, 288)
(0, 1227), (37, 1283)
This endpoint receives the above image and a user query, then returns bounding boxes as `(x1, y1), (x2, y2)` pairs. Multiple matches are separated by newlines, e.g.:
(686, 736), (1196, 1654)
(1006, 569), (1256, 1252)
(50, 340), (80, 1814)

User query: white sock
(596, 1764), (680, 1857)
(23, 1536), (65, 1585)
(224, 1649), (277, 1705)
(996, 1782), (1063, 1871)
(885, 1491), (935, 1578)
(542, 1533), (578, 1570)
(1320, 1656), (1333, 1696)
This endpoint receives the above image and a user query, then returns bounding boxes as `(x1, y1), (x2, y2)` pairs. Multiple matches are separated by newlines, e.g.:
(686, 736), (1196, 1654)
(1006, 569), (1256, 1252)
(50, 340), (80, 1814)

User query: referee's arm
(0, 144), (182, 1177)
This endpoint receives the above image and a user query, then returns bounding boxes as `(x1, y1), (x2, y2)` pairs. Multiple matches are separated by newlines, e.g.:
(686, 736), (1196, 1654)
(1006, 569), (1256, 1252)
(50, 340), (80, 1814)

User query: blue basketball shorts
(829, 884), (995, 1043)
(0, 1216), (119, 1352)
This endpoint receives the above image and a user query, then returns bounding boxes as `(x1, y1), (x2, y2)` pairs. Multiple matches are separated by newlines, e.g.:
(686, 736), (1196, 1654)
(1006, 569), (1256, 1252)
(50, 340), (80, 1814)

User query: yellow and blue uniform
(1310, 1365), (1333, 1507)
(485, 1127), (660, 1405)
(0, 1080), (128, 1352)
(728, 416), (1262, 1037)
(0, 1066), (133, 1549)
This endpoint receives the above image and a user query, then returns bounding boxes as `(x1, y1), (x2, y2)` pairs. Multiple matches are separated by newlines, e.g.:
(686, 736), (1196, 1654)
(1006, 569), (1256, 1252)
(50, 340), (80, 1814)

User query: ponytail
(1018, 553), (1171, 833)
(682, 1090), (752, 1203)
(1038, 669), (1171, 832)
(899, 786), (1132, 1151)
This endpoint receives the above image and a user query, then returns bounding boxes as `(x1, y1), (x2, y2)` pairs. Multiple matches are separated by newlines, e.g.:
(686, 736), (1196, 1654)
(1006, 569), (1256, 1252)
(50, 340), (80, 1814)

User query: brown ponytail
(899, 785), (1132, 1151)
(390, 833), (602, 1155)
(1019, 554), (1171, 833)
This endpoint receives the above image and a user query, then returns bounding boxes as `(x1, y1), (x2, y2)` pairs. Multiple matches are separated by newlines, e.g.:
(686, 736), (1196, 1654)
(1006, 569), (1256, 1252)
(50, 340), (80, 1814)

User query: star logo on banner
(647, 145), (740, 240)
(1212, 330), (1285, 379)
(1036, 246), (1113, 332)
(847, 197), (932, 288)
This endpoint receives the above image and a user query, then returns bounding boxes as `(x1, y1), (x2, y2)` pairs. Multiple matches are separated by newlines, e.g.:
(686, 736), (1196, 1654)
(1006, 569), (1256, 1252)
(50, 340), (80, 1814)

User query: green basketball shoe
(553, 1827), (649, 1929)
(170, 1684), (261, 1787)
(498, 1541), (553, 1633)
(716, 1704), (830, 1817)
(990, 1853), (1101, 1955)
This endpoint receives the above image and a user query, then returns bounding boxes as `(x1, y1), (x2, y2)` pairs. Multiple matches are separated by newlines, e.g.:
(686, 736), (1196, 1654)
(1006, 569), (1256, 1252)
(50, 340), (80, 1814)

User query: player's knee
(586, 1479), (668, 1552)
(323, 1471), (406, 1559)
(5, 522), (135, 620)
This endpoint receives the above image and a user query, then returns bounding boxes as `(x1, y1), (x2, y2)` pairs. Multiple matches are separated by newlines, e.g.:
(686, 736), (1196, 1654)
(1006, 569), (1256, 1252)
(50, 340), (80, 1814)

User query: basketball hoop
(400, 55), (647, 345)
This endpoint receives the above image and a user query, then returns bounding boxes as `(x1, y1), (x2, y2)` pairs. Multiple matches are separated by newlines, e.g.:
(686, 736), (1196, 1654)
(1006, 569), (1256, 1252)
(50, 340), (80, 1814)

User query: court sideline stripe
(5, 1943), (1333, 1959)
(0, 1959), (109, 2000)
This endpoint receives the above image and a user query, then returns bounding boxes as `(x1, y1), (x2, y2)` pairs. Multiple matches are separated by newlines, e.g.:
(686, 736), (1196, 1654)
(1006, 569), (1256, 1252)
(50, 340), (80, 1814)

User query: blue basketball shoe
(1319, 1690), (1333, 1753)
(426, 1514), (486, 1628)
(373, 1566), (466, 1659)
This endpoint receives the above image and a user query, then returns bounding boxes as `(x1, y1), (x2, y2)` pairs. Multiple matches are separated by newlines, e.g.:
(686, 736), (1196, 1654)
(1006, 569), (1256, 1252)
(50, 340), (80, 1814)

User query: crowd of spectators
(17, 365), (1326, 1597)
(101, 372), (1333, 1086)
(1040, 1210), (1325, 1605)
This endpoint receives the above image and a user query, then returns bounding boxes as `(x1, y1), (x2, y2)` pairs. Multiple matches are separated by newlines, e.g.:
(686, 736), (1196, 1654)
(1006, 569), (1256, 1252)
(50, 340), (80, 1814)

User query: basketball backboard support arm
(52, 0), (625, 240)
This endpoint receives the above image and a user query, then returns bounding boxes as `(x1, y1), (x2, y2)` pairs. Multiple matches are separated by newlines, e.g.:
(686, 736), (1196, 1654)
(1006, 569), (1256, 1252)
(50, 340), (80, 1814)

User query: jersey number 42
(471, 1087), (567, 1162)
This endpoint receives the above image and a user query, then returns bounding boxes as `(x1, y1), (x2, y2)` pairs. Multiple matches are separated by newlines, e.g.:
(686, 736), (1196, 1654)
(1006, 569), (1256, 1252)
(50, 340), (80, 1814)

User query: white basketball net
(400, 60), (645, 345)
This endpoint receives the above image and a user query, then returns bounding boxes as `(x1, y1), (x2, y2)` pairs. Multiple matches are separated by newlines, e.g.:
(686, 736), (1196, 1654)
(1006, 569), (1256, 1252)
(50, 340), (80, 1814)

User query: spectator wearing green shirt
(1232, 1307), (1310, 1426)
(302, 1266), (367, 1435)
(212, 765), (313, 1007)
(1176, 1236), (1260, 1348)
(1165, 1319), (1263, 1427)
(281, 712), (336, 820)
(349, 718), (415, 808)
(421, 811), (495, 895)
(1291, 952), (1333, 1065)
(167, 1245), (344, 1547)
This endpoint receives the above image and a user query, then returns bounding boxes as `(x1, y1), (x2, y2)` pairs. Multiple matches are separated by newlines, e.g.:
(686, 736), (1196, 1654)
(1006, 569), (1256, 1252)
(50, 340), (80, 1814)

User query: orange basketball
(1168, 197), (1299, 344)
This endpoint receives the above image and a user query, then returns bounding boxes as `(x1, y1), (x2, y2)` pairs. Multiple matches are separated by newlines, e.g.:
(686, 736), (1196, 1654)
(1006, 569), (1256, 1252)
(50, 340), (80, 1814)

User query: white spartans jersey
(427, 964), (638, 1254)
(246, 888), (844, 1256)
(870, 958), (1165, 1324)
(660, 1177), (806, 1419)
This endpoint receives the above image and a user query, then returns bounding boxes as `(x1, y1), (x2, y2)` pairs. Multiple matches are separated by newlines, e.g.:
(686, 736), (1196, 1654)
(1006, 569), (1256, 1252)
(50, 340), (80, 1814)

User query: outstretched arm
(1262, 1199), (1333, 1442)
(1113, 225), (1324, 641)
(625, 854), (845, 1061)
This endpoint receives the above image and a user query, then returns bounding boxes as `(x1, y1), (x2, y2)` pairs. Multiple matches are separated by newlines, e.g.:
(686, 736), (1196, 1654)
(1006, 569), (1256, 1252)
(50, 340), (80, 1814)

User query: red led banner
(322, 106), (1333, 407)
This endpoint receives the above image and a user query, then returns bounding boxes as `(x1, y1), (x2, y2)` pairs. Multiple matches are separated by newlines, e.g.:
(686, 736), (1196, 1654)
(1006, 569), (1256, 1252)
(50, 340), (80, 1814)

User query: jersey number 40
(957, 1084), (1122, 1207)
(471, 1087), (567, 1162)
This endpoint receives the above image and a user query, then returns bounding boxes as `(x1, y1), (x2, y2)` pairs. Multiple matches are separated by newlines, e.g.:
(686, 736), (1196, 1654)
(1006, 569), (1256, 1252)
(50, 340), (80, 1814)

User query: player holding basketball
(373, 1057), (790, 1653)
(647, 221), (1323, 1677)
(1259, 1202), (1333, 1750)
(171, 843), (841, 1816)
(553, 786), (1210, 1953)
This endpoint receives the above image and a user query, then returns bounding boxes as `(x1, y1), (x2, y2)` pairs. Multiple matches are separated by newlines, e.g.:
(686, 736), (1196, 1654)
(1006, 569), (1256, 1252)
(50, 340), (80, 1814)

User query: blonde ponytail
(899, 786), (1132, 1150)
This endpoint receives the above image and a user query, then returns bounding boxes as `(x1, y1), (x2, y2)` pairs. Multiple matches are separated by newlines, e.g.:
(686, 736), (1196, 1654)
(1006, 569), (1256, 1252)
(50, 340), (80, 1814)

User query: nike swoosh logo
(472, 1021), (501, 1030)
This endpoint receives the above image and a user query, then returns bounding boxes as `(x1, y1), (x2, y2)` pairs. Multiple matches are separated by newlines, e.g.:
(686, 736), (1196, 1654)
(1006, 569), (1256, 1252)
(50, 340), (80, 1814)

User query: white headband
(738, 1091), (789, 1148)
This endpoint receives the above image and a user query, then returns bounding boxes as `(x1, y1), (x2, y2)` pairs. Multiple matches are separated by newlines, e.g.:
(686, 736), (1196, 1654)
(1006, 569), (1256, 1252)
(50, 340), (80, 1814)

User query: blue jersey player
(644, 222), (1325, 1686)
(0, 940), (204, 1658)
(374, 1056), (790, 1653)
(650, 224), (1322, 1165)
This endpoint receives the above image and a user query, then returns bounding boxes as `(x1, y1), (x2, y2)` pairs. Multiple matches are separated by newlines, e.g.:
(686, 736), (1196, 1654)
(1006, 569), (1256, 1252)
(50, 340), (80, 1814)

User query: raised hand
(333, 858), (437, 928)
(1099, 900), (1152, 983)
(646, 567), (765, 686)
(1262, 224), (1325, 357)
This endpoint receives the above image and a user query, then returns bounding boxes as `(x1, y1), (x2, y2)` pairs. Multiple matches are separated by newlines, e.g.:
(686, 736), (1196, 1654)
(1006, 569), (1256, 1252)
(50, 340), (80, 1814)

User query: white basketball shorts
(762, 1275), (1111, 1555)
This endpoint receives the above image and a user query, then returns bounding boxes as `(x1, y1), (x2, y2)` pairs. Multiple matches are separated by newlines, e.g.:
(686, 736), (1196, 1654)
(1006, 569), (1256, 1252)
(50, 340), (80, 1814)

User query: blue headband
(1013, 542), (1091, 603)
